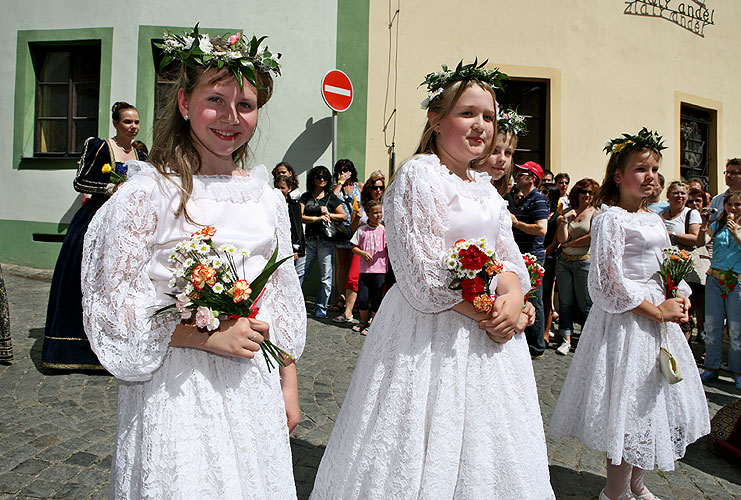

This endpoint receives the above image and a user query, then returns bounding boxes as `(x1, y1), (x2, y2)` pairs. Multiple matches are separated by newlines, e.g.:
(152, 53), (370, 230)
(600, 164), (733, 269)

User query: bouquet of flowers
(155, 226), (292, 371)
(657, 248), (693, 298)
(716, 268), (738, 299)
(444, 238), (504, 313)
(522, 253), (545, 301)
(102, 162), (128, 184)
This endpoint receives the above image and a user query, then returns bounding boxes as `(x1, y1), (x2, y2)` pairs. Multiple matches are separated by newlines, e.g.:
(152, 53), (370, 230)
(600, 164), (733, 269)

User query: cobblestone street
(1, 265), (739, 500)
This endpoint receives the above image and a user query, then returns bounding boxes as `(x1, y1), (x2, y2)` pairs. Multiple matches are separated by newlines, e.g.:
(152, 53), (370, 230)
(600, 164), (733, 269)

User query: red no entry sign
(321, 70), (353, 112)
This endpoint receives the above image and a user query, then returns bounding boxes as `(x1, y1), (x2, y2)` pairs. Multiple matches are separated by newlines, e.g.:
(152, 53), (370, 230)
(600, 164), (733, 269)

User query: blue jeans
(555, 257), (592, 338)
(704, 274), (741, 373)
(525, 258), (546, 356)
(300, 239), (335, 316)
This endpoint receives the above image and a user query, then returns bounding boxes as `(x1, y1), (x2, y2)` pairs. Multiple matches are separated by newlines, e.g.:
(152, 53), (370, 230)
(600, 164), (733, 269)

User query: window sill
(18, 157), (78, 170)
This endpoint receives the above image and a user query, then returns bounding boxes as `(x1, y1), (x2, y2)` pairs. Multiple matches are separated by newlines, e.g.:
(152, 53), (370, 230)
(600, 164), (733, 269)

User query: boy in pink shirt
(350, 200), (388, 335)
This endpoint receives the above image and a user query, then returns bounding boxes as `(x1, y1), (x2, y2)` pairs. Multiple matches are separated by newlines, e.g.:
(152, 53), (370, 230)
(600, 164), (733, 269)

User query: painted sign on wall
(624, 1), (715, 38)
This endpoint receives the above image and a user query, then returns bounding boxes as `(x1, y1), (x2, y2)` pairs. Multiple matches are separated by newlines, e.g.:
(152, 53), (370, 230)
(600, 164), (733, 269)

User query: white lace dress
(548, 206), (710, 470)
(81, 162), (306, 500)
(310, 155), (555, 500)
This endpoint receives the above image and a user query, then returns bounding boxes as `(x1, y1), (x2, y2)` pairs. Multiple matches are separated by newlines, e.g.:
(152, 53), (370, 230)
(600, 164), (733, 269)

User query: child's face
(724, 195), (741, 218)
(483, 132), (515, 181)
(178, 70), (258, 162)
(615, 150), (659, 203)
(275, 181), (290, 198)
(367, 206), (383, 225)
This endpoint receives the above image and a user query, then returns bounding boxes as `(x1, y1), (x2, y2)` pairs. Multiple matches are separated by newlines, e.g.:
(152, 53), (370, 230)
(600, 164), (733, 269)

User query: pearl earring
(184, 113), (189, 121)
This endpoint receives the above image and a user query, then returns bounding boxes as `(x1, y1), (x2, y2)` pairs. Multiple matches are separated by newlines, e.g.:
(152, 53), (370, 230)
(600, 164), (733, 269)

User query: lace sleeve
(384, 159), (461, 313)
(257, 189), (307, 360)
(495, 202), (530, 296)
(81, 181), (179, 382)
(588, 212), (646, 314)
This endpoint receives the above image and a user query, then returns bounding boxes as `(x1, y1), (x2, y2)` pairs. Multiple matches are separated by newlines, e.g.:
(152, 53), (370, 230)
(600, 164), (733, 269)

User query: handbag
(321, 219), (352, 242)
(317, 195), (351, 242)
(658, 321), (683, 384)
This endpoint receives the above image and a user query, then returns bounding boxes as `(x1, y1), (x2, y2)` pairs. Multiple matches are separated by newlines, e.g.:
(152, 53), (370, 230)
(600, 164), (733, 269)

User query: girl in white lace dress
(549, 131), (710, 500)
(81, 29), (305, 500)
(310, 63), (555, 500)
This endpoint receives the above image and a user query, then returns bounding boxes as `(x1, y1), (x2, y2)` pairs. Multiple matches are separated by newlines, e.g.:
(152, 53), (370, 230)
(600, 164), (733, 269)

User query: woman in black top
(299, 166), (347, 318)
(42, 102), (147, 370)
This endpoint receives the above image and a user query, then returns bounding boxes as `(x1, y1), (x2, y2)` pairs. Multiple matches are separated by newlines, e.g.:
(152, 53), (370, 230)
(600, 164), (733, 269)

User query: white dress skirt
(310, 155), (555, 500)
(548, 206), (710, 471)
(82, 163), (306, 500)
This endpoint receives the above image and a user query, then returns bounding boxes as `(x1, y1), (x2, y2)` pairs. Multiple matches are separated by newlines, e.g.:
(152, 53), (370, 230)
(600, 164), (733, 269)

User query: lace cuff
(81, 180), (178, 381)
(257, 190), (306, 360)
(384, 159), (461, 313)
(588, 212), (645, 314)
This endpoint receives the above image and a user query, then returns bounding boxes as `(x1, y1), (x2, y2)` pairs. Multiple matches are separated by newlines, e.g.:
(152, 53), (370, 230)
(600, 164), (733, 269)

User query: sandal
(332, 315), (353, 323)
(352, 322), (369, 334)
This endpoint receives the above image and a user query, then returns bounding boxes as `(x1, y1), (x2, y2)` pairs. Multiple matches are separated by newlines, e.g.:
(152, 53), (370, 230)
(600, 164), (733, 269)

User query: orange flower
(454, 239), (466, 245)
(192, 226), (217, 241)
(231, 280), (252, 303)
(679, 250), (690, 260)
(191, 264), (217, 290)
(485, 260), (504, 276)
(472, 294), (493, 313)
(669, 254), (681, 262)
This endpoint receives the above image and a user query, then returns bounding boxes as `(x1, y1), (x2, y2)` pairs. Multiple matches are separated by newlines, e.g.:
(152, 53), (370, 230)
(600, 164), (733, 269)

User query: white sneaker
(556, 341), (571, 355)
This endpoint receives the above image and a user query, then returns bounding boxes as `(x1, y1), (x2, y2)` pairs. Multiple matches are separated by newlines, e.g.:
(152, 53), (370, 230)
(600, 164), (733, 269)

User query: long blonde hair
(148, 65), (274, 223)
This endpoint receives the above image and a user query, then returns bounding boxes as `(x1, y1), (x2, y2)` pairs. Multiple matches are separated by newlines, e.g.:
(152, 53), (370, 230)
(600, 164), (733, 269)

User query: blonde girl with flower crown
(549, 130), (709, 500)
(80, 27), (305, 500)
(310, 61), (554, 500)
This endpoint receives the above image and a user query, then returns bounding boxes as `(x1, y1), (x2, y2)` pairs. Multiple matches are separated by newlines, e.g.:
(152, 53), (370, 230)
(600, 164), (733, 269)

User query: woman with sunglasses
(299, 166), (347, 318)
(555, 172), (571, 214)
(554, 178), (599, 355)
(335, 172), (387, 325)
(330, 160), (363, 313)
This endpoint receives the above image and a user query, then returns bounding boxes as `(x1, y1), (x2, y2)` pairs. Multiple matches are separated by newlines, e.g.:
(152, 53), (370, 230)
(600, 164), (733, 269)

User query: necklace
(112, 136), (132, 153)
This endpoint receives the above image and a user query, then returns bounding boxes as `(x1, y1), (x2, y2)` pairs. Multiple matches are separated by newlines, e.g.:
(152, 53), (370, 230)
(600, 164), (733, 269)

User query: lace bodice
(588, 205), (688, 314)
(81, 162), (306, 381)
(383, 154), (529, 313)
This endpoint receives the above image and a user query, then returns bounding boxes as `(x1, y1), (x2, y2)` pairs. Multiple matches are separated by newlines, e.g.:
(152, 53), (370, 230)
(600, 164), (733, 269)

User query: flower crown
(157, 24), (281, 89)
(497, 108), (528, 136)
(604, 127), (666, 155)
(420, 59), (507, 109)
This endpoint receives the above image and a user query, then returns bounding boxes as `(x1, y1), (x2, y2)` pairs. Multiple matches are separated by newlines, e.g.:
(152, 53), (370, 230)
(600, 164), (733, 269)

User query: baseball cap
(516, 161), (543, 179)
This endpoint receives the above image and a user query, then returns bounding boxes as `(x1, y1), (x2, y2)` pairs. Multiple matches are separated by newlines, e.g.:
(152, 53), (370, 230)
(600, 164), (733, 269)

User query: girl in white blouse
(81, 29), (305, 500)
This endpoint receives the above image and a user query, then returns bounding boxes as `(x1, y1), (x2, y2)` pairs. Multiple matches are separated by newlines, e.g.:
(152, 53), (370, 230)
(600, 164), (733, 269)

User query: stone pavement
(1, 264), (739, 500)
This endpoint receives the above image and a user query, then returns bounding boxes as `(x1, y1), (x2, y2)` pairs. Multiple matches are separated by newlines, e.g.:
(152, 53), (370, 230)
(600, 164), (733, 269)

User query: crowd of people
(10, 22), (739, 500)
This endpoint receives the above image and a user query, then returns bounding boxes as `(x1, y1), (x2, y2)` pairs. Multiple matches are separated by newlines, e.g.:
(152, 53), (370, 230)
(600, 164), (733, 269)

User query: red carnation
(460, 276), (485, 302)
(458, 245), (489, 270)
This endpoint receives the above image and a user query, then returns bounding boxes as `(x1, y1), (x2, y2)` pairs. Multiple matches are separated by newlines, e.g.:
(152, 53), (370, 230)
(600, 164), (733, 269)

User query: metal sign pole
(332, 110), (338, 167)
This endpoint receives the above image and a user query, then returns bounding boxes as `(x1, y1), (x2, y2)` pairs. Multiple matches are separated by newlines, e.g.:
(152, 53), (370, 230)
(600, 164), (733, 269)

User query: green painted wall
(0, 220), (68, 268)
(336, 0), (370, 178)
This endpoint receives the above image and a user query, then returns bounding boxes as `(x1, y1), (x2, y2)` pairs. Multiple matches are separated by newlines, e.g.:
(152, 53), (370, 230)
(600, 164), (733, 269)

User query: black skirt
(42, 200), (105, 370)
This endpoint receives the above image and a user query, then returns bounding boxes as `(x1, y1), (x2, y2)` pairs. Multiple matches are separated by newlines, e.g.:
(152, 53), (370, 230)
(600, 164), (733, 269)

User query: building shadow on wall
(282, 117), (332, 175)
(58, 194), (84, 229)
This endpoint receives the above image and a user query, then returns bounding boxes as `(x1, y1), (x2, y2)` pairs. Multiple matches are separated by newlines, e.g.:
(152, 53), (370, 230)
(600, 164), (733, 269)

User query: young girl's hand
(478, 291), (523, 343)
(727, 218), (739, 236)
(361, 250), (373, 262)
(658, 298), (689, 324)
(203, 317), (266, 358)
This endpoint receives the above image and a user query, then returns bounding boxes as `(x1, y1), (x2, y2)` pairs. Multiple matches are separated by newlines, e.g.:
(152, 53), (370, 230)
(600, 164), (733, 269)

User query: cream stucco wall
(365, 0), (739, 194)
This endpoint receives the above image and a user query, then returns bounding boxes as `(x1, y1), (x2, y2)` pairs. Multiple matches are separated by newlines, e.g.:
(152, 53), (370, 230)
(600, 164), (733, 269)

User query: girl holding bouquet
(81, 27), (305, 500)
(549, 129), (709, 500)
(311, 61), (554, 500)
